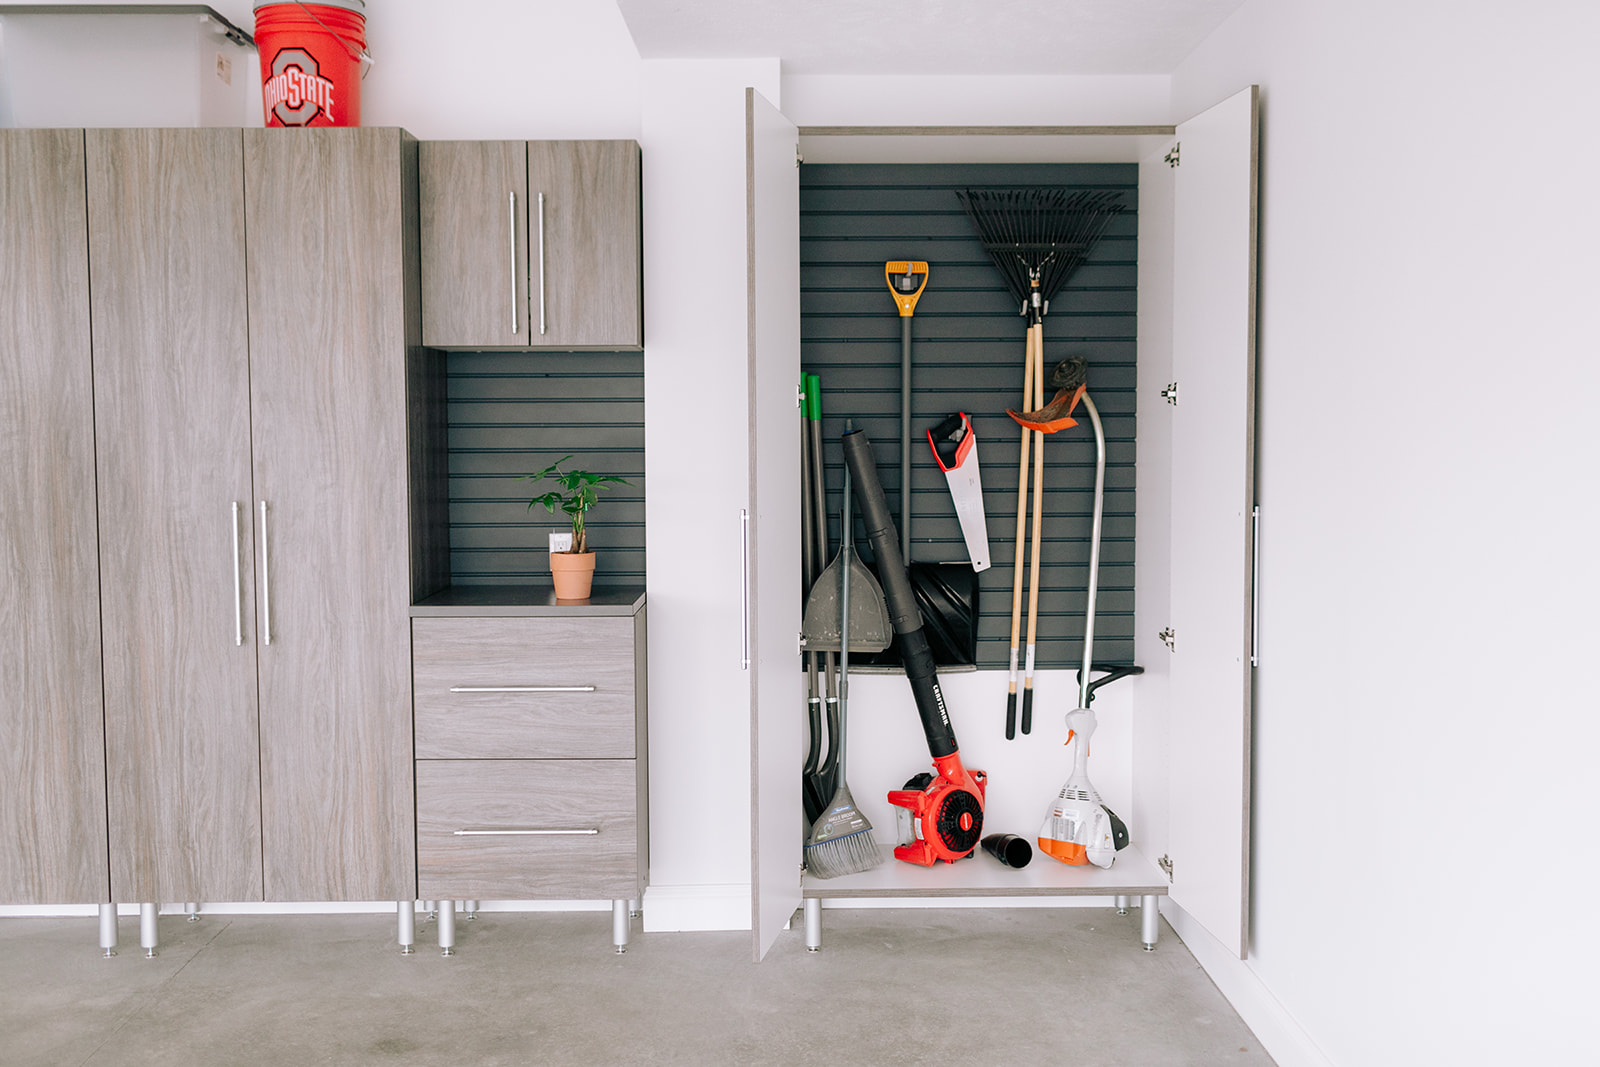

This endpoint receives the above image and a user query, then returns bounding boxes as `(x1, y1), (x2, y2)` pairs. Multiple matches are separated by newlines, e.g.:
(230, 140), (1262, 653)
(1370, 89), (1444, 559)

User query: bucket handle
(290, 0), (374, 78)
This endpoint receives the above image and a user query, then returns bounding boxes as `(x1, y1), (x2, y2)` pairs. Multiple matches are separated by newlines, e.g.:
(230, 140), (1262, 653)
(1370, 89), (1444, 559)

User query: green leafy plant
(521, 455), (632, 555)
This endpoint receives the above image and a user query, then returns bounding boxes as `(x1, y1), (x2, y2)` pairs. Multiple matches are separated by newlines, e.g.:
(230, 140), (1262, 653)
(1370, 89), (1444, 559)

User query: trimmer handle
(1075, 663), (1144, 706)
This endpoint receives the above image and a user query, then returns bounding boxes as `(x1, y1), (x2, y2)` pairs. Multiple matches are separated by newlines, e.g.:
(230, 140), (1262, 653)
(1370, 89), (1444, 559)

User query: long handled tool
(804, 460), (886, 879)
(844, 428), (986, 866)
(955, 188), (1124, 737)
(800, 378), (826, 824)
(858, 262), (979, 669)
(1017, 359), (1142, 868)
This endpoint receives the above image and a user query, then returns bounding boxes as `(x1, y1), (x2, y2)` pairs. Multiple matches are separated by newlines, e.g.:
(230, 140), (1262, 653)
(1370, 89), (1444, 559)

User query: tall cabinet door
(1166, 86), (1260, 960)
(0, 129), (108, 905)
(244, 128), (418, 901)
(746, 89), (805, 962)
(86, 128), (263, 904)
(527, 140), (642, 349)
(419, 140), (529, 348)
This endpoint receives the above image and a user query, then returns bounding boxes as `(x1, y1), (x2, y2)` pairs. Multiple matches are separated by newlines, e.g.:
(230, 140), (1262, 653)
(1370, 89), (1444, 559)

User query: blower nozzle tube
(842, 429), (957, 759)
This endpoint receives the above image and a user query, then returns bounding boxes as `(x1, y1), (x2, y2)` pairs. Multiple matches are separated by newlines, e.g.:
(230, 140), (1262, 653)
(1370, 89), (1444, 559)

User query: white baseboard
(640, 883), (751, 932)
(1162, 900), (1336, 1067)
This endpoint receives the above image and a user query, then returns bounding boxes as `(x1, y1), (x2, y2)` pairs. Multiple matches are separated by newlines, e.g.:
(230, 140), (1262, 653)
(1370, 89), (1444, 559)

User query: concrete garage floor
(0, 908), (1274, 1066)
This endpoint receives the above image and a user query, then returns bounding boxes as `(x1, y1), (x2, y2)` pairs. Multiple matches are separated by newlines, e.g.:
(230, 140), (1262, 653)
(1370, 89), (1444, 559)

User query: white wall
(1172, 2), (1600, 1064)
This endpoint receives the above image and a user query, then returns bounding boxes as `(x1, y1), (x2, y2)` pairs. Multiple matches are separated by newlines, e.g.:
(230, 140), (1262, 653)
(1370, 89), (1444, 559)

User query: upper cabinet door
(86, 128), (263, 905)
(745, 89), (804, 963)
(244, 128), (418, 902)
(0, 129), (108, 905)
(419, 140), (530, 348)
(527, 140), (642, 350)
(1166, 86), (1260, 960)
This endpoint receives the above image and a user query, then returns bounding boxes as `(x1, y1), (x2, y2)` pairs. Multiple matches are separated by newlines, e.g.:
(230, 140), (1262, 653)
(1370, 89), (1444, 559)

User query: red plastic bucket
(254, 0), (369, 128)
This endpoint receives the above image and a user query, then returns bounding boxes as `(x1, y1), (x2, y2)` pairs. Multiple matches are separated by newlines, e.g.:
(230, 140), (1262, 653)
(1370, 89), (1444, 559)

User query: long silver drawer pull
(449, 685), (596, 693)
(231, 501), (242, 646)
(453, 828), (599, 837)
(508, 190), (518, 336)
(536, 190), (547, 335)
(259, 501), (271, 646)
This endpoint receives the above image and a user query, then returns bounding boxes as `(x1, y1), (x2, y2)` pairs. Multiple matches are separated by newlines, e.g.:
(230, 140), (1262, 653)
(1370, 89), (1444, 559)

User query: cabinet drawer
(413, 616), (636, 758)
(416, 759), (637, 899)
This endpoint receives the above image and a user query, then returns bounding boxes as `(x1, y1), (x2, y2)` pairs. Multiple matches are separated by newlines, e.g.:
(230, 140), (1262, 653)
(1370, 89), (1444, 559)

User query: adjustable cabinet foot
(1140, 895), (1160, 951)
(612, 900), (629, 954)
(398, 900), (416, 955)
(437, 900), (455, 956)
(139, 903), (158, 958)
(98, 903), (118, 958)
(185, 902), (200, 923)
(1115, 894), (1130, 916)
(804, 899), (822, 953)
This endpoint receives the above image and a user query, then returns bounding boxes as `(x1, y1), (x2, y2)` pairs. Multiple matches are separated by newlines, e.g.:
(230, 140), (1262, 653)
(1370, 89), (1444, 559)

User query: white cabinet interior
(746, 88), (1260, 962)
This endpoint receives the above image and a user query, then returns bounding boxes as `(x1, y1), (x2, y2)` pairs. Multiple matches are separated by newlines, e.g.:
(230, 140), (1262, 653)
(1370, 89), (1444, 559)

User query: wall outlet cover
(549, 532), (573, 553)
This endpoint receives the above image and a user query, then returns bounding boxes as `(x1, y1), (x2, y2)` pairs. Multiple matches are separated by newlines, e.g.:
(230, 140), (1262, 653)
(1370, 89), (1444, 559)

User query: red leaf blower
(843, 430), (986, 865)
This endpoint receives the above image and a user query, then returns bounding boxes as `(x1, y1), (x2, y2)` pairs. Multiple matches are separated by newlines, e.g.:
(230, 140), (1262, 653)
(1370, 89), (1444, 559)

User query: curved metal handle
(231, 502), (242, 646)
(536, 190), (547, 336)
(740, 508), (750, 670)
(452, 828), (598, 837)
(258, 501), (271, 646)
(508, 190), (518, 336)
(448, 685), (596, 694)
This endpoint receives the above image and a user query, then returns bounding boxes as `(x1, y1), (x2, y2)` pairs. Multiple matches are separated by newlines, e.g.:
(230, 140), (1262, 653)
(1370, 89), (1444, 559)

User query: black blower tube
(842, 430), (959, 760)
(981, 834), (1033, 868)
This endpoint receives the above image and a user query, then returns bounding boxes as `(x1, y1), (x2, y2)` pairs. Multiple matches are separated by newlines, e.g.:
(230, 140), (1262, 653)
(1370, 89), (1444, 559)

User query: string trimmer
(843, 429), (986, 866)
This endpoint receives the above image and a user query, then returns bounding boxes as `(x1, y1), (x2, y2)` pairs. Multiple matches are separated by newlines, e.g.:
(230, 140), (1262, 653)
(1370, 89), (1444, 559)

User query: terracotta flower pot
(549, 550), (596, 600)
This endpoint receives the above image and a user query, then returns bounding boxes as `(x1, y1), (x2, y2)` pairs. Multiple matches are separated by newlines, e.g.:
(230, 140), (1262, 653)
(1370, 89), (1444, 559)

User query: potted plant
(522, 455), (632, 600)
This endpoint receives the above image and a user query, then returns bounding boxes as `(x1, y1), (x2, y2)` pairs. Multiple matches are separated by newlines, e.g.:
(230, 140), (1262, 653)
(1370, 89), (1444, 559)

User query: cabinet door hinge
(1161, 382), (1179, 406)
(1159, 627), (1176, 652)
(795, 145), (804, 168)
(1165, 142), (1180, 168)
(1158, 854), (1174, 881)
(796, 631), (804, 656)
(796, 384), (805, 408)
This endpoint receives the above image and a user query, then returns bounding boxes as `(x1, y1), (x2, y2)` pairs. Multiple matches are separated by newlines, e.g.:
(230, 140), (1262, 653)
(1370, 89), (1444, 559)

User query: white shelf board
(803, 844), (1170, 899)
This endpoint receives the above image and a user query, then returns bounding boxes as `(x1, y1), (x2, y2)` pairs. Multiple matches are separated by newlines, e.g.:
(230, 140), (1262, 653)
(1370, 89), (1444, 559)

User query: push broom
(955, 188), (1123, 737)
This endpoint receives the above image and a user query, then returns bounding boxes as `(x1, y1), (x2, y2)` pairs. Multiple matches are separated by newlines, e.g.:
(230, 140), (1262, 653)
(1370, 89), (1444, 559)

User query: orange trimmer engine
(888, 755), (987, 866)
(844, 427), (987, 866)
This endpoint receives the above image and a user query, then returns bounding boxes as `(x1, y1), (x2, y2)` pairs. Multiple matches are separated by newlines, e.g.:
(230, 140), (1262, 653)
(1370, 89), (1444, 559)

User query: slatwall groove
(445, 350), (645, 585)
(802, 162), (1137, 669)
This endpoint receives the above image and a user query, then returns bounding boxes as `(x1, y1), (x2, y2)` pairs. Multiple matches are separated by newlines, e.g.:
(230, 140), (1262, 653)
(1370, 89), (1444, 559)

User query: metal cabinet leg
(804, 898), (822, 953)
(629, 898), (641, 920)
(1115, 894), (1130, 915)
(463, 900), (479, 920)
(139, 903), (159, 958)
(1140, 895), (1160, 951)
(98, 903), (118, 958)
(185, 902), (200, 923)
(612, 899), (629, 954)
(398, 901), (416, 955)
(438, 900), (455, 956)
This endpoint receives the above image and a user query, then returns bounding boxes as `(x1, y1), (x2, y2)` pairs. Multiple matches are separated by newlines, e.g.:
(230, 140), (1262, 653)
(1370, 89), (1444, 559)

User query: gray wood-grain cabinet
(0, 129), (110, 906)
(245, 128), (438, 902)
(409, 596), (648, 935)
(86, 128), (264, 906)
(419, 140), (641, 350)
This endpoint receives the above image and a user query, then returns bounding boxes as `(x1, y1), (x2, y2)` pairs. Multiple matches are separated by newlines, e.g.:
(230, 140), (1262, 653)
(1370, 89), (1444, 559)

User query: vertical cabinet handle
(508, 190), (518, 336)
(231, 502), (243, 646)
(259, 501), (272, 646)
(1251, 505), (1261, 668)
(740, 508), (750, 671)
(536, 190), (548, 336)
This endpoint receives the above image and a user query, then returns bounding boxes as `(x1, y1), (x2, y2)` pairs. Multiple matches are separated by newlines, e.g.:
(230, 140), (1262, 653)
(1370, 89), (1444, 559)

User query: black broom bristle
(955, 188), (1124, 309)
(804, 827), (884, 880)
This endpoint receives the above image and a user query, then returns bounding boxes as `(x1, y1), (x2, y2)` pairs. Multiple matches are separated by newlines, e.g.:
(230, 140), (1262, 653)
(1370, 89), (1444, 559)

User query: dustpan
(802, 545), (891, 653)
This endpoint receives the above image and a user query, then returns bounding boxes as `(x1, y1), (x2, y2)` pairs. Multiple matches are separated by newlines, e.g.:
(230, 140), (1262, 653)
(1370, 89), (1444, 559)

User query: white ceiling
(614, 0), (1247, 76)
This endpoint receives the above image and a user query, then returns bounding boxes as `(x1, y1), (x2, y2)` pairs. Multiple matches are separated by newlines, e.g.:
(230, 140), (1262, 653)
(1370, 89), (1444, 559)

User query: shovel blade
(801, 548), (892, 653)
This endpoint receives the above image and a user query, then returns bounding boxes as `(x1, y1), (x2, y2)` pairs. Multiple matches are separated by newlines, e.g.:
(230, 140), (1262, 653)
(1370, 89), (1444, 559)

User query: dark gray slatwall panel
(801, 162), (1138, 669)
(446, 351), (644, 584)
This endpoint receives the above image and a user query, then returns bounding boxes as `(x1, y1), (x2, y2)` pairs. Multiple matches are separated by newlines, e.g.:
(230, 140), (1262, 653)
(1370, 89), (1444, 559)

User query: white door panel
(1166, 86), (1259, 960)
(747, 88), (805, 962)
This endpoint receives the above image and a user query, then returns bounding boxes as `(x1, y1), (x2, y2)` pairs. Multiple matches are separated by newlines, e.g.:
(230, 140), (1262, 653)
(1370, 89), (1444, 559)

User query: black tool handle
(1005, 691), (1017, 741)
(1020, 687), (1034, 735)
(843, 429), (959, 760)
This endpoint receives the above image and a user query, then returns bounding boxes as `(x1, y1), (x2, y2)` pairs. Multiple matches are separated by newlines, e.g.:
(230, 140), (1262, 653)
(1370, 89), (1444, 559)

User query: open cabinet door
(747, 88), (805, 961)
(1166, 85), (1260, 960)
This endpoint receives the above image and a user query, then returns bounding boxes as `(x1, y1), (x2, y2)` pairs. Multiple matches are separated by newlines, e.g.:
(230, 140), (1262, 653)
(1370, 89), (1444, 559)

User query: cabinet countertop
(410, 584), (645, 618)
